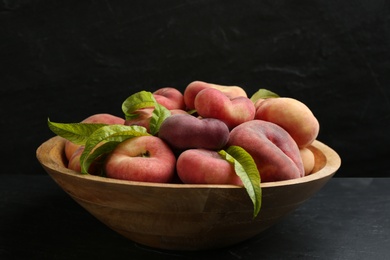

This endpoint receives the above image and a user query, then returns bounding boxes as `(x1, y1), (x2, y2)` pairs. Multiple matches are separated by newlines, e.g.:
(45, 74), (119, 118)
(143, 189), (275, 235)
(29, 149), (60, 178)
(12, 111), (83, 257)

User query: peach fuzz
(194, 88), (255, 129)
(65, 113), (125, 161)
(153, 87), (186, 110)
(228, 120), (304, 183)
(176, 149), (243, 185)
(255, 97), (319, 148)
(183, 81), (248, 110)
(104, 136), (176, 183)
(158, 114), (229, 150)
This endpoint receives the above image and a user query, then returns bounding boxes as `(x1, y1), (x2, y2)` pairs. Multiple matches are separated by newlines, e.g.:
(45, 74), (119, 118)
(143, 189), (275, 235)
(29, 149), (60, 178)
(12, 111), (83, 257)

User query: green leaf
(250, 89), (279, 103)
(80, 140), (121, 176)
(149, 103), (171, 135)
(80, 124), (150, 174)
(122, 91), (157, 120)
(186, 109), (197, 115)
(47, 118), (108, 145)
(219, 146), (262, 218)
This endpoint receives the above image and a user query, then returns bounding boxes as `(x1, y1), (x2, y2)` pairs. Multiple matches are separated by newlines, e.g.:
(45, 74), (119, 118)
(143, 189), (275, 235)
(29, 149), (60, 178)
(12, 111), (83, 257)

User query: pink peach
(104, 136), (176, 183)
(194, 88), (255, 129)
(228, 120), (304, 182)
(177, 149), (243, 185)
(153, 87), (186, 110)
(183, 81), (248, 110)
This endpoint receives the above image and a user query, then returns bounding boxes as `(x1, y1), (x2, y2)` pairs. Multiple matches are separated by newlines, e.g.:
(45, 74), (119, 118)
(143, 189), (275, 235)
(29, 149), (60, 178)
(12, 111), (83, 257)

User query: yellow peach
(255, 97), (319, 148)
(300, 147), (315, 175)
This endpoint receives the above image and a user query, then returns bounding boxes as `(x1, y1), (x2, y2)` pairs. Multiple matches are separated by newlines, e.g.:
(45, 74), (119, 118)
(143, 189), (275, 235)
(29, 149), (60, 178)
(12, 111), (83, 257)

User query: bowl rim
(37, 136), (341, 189)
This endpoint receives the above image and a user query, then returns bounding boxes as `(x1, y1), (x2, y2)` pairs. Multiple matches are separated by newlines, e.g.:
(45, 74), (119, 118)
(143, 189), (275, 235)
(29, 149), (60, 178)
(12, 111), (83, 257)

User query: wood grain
(36, 136), (341, 250)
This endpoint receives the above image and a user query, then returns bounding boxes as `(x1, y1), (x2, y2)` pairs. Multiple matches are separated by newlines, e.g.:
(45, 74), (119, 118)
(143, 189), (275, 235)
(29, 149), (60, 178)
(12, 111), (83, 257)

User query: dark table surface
(1, 174), (389, 260)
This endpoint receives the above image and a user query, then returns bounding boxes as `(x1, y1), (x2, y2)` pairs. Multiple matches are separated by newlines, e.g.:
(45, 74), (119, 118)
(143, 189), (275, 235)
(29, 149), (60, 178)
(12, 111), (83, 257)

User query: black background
(1, 0), (389, 177)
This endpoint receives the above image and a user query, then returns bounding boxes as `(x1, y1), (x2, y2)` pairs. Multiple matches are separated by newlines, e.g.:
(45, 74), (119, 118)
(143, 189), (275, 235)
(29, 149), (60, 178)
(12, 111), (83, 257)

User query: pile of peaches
(50, 81), (319, 186)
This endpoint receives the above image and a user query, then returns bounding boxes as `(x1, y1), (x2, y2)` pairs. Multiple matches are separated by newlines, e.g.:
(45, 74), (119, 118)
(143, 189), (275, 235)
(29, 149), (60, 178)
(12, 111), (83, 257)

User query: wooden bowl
(36, 136), (341, 251)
